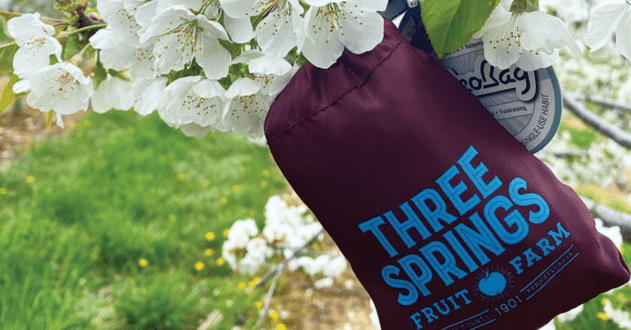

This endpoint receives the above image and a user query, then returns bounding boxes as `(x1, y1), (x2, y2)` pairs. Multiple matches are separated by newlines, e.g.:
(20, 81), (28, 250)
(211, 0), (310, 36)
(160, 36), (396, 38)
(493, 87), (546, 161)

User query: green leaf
(421, 0), (501, 59)
(0, 42), (18, 75)
(0, 74), (23, 114)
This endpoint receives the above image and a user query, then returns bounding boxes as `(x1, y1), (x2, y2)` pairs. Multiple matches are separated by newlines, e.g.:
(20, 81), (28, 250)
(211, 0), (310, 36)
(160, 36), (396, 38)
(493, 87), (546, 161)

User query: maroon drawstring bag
(264, 19), (630, 330)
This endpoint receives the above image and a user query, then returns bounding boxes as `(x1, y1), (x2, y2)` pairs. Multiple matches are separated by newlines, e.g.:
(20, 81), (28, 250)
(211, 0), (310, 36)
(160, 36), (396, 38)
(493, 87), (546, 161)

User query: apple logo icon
(478, 271), (507, 296)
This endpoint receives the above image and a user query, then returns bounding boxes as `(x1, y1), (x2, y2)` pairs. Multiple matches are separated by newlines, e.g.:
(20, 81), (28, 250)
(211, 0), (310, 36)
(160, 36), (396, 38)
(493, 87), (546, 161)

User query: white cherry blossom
(96, 0), (143, 46)
(140, 5), (231, 79)
(13, 63), (93, 127)
(91, 75), (136, 113)
(232, 49), (293, 94)
(556, 304), (584, 323)
(223, 78), (271, 139)
(473, 0), (579, 71)
(6, 13), (62, 78)
(177, 123), (212, 138)
(220, 0), (304, 56)
(300, 0), (388, 69)
(133, 77), (168, 116)
(603, 299), (631, 329)
(159, 76), (227, 132)
(595, 218), (623, 249)
(90, 28), (156, 79)
(584, 0), (631, 61)
(322, 255), (347, 277)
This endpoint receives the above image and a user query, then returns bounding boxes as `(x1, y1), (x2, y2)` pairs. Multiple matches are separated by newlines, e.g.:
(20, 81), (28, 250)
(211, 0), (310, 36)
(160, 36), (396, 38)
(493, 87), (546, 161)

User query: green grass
(0, 110), (287, 329)
(2, 109), (631, 329)
(557, 119), (600, 150)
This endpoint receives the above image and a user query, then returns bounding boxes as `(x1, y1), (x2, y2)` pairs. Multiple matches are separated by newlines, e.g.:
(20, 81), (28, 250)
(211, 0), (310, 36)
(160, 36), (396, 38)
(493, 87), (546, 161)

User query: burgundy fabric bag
(264, 19), (630, 330)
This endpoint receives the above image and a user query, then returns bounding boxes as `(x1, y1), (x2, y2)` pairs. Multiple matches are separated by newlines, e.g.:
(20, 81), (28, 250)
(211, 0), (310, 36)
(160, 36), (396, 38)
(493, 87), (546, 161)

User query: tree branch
(256, 266), (283, 329)
(581, 196), (631, 242)
(255, 228), (324, 289)
(563, 93), (631, 148)
(574, 94), (631, 114)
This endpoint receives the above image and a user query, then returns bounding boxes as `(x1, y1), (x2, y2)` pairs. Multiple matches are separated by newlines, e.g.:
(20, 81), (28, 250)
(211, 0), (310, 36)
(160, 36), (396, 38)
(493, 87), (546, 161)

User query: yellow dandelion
(262, 170), (270, 177)
(260, 180), (268, 188)
(276, 324), (286, 330)
(223, 228), (230, 237)
(205, 231), (216, 241)
(231, 185), (240, 192)
(597, 312), (609, 320)
(238, 282), (246, 290)
(0, 188), (7, 195)
(25, 176), (35, 183)
(220, 197), (228, 205)
(255, 300), (264, 309)
(195, 262), (205, 271)
(169, 214), (176, 222)
(238, 166), (245, 173)
(201, 179), (211, 187)
(177, 173), (187, 181)
(204, 248), (214, 257)
(249, 276), (261, 288)
(269, 310), (279, 320)
(602, 298), (608, 305)
(138, 258), (148, 267)
(621, 247), (625, 254)
(216, 258), (225, 266)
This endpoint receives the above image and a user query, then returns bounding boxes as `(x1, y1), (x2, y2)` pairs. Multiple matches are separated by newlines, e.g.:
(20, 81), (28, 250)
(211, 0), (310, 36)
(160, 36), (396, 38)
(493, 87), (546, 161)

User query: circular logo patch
(437, 40), (562, 154)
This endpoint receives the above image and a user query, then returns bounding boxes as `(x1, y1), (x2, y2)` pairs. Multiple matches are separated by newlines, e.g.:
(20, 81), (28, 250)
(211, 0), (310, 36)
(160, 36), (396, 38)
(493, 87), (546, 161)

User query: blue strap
(379, 0), (410, 20)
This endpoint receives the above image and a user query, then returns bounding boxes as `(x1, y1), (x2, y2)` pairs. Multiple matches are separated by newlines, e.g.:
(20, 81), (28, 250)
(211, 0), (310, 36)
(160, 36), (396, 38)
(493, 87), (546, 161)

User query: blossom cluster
(7, 0), (388, 139)
(6, 0), (631, 140)
(222, 194), (348, 288)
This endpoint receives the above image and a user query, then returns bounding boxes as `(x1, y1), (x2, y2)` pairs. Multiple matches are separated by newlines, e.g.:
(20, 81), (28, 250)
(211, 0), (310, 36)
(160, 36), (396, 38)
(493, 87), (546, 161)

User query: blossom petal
(218, 0), (257, 18)
(249, 56), (292, 76)
(224, 16), (255, 43)
(585, 3), (628, 52)
(615, 8), (631, 61)
(195, 35), (231, 79)
(91, 76), (135, 113)
(473, 0), (512, 38)
(350, 0), (388, 12)
(156, 0), (204, 13)
(338, 9), (384, 55)
(225, 77), (261, 99)
(300, 8), (345, 68)
(232, 49), (265, 64)
(519, 11), (579, 55)
(224, 79), (270, 139)
(481, 17), (522, 69)
(515, 48), (559, 71)
(288, 0), (305, 15)
(179, 123), (211, 138)
(135, 77), (168, 116)
(7, 13), (53, 45)
(303, 0), (344, 6)
(193, 79), (226, 99)
(257, 9), (301, 57)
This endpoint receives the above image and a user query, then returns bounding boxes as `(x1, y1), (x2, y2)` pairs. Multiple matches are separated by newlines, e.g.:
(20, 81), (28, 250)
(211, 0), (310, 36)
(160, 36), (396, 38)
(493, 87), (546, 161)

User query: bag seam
(267, 36), (406, 143)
